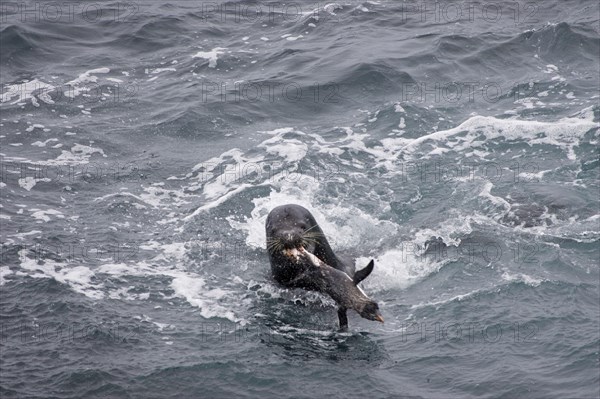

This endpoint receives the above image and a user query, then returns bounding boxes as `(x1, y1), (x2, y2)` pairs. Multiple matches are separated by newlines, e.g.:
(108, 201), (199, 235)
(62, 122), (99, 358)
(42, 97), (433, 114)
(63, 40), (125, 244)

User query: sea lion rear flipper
(353, 260), (374, 284)
(337, 307), (348, 331)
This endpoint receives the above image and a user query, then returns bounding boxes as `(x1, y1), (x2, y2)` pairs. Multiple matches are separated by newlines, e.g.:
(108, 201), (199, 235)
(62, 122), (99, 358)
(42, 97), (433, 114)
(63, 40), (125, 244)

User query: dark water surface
(1, 0), (599, 398)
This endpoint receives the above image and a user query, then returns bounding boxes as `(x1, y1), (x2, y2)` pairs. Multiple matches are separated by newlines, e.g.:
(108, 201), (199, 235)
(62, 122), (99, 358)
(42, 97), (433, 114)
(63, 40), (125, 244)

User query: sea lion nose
(279, 230), (302, 249)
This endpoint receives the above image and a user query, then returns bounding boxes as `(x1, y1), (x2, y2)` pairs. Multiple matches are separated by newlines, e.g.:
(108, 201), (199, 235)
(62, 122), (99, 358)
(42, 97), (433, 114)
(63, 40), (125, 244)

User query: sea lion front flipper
(353, 260), (374, 285)
(337, 307), (348, 331)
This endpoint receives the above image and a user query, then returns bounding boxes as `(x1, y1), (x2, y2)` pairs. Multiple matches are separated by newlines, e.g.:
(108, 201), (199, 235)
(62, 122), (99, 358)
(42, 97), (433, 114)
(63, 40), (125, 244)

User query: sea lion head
(266, 206), (322, 257)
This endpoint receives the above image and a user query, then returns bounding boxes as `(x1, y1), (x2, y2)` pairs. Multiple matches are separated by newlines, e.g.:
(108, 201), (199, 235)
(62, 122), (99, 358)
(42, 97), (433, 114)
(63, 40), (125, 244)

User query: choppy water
(1, 1), (599, 398)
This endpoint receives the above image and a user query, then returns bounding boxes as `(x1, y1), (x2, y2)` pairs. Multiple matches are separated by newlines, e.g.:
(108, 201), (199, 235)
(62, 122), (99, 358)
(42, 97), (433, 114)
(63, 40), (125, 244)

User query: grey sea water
(1, 0), (599, 398)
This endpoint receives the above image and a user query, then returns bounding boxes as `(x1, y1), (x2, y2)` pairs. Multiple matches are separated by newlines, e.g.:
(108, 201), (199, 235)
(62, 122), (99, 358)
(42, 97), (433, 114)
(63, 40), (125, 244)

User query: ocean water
(1, 0), (599, 398)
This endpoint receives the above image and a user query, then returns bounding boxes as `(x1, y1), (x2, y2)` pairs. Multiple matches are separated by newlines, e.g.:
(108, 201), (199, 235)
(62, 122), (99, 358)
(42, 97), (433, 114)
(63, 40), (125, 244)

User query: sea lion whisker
(303, 224), (319, 233)
(268, 241), (283, 252)
(303, 232), (325, 239)
(301, 238), (318, 246)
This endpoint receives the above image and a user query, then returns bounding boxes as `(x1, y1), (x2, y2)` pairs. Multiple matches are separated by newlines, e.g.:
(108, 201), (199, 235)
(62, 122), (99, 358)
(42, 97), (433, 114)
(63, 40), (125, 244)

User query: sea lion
(265, 204), (383, 330)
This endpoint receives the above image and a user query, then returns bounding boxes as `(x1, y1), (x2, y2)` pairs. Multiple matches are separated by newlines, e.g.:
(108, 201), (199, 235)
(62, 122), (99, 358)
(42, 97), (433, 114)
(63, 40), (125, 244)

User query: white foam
(31, 138), (59, 147)
(93, 191), (153, 208)
(188, 147), (263, 195)
(1, 79), (55, 106)
(15, 143), (108, 167)
(0, 266), (12, 285)
(150, 68), (176, 74)
(153, 321), (174, 331)
(478, 181), (511, 211)
(400, 112), (596, 160)
(139, 185), (192, 208)
(394, 103), (405, 113)
(64, 67), (110, 98)
(170, 274), (238, 321)
(258, 136), (307, 162)
(357, 247), (451, 293)
(18, 249), (103, 298)
(324, 3), (342, 15)
(93, 253), (244, 322)
(18, 177), (49, 191)
(410, 290), (481, 310)
(97, 263), (137, 275)
(108, 287), (150, 301)
(30, 208), (64, 222)
(352, 5), (369, 12)
(518, 170), (548, 181)
(501, 271), (543, 287)
(179, 126), (398, 251)
(184, 127), (340, 220)
(412, 211), (475, 249)
(261, 127), (295, 135)
(10, 230), (42, 239)
(192, 47), (226, 68)
(25, 123), (45, 132)
(185, 183), (265, 219)
(142, 242), (187, 264)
